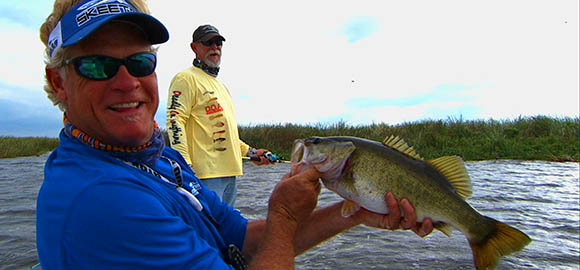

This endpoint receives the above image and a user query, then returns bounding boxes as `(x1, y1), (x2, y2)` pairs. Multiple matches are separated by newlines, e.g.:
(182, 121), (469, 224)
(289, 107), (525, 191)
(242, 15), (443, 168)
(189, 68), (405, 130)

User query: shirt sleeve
(167, 73), (195, 165)
(239, 139), (251, 157)
(62, 181), (235, 270)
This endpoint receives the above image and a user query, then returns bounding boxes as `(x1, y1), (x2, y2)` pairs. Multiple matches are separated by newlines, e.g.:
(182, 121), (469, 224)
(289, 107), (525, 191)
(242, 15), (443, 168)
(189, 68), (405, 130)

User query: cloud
(0, 98), (62, 137)
(346, 83), (478, 108)
(1, 0), (578, 137)
(341, 16), (380, 43)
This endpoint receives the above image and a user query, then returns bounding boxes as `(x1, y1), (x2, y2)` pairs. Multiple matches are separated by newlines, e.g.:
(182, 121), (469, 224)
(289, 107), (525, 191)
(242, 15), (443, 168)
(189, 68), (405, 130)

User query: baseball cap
(192, 24), (226, 43)
(47, 0), (169, 57)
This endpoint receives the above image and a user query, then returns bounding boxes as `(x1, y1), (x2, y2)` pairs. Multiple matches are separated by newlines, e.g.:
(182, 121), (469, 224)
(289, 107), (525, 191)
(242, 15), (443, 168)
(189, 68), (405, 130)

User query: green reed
(237, 115), (579, 162)
(0, 136), (60, 159)
(2, 115), (578, 161)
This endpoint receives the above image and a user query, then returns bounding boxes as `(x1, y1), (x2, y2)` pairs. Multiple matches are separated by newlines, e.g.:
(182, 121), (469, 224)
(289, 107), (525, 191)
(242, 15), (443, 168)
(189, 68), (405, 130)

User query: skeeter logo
(76, 1), (134, 26)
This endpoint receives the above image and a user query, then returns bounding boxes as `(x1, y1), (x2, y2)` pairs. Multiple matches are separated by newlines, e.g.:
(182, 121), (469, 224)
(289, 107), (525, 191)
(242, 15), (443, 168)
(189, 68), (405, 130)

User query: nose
(110, 65), (140, 91)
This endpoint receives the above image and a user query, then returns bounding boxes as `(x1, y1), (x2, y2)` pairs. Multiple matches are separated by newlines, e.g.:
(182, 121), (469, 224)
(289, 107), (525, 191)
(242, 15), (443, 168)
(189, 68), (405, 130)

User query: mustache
(205, 50), (221, 58)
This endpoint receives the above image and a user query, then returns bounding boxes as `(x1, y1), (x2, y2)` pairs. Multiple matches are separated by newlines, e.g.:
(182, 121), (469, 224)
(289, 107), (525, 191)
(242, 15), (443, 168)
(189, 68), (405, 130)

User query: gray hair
(43, 47), (69, 112)
(40, 0), (153, 112)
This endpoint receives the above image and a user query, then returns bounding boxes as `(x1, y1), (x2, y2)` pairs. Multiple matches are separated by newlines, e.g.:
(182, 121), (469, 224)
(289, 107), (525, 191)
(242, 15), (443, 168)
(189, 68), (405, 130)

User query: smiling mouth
(109, 102), (141, 112)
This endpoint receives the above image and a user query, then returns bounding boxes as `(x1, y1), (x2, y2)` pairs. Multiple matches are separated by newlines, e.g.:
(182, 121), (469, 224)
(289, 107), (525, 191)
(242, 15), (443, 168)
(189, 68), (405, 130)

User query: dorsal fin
(382, 135), (423, 160)
(428, 156), (472, 199)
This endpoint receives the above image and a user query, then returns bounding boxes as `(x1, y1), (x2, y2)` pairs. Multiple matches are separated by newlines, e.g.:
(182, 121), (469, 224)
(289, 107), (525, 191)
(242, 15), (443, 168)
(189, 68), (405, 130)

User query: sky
(0, 0), (578, 137)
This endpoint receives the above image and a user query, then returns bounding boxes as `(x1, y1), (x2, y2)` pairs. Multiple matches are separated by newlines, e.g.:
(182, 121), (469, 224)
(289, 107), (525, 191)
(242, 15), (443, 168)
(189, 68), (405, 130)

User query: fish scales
(338, 137), (484, 230)
(291, 135), (531, 270)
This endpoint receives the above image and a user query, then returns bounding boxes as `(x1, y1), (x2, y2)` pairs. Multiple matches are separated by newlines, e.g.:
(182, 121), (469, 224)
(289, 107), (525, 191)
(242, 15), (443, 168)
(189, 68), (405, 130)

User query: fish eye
(305, 137), (322, 145)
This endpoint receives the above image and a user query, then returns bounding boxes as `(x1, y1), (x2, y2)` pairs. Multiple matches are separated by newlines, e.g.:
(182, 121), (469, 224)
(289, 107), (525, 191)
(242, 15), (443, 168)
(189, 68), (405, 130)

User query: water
(1, 155), (579, 270)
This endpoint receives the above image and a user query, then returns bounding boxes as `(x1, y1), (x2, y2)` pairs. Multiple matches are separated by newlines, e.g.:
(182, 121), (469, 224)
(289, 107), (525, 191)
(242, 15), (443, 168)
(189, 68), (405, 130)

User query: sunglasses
(64, 52), (157, 81)
(201, 39), (223, 47)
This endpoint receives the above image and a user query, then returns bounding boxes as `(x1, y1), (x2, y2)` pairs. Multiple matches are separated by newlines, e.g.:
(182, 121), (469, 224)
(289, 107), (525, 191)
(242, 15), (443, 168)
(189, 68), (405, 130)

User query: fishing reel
(263, 152), (281, 163)
(247, 149), (284, 163)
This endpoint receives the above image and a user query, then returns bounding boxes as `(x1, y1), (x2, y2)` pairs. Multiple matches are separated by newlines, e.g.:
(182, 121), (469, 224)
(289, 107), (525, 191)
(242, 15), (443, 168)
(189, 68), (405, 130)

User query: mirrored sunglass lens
(73, 53), (155, 80)
(103, 57), (121, 78)
(126, 53), (156, 77)
(76, 56), (112, 80)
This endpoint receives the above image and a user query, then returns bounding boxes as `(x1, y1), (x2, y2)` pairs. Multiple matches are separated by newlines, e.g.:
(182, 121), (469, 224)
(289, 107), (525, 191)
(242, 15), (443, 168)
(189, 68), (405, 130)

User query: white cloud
(0, 19), (45, 93)
(1, 0), (578, 137)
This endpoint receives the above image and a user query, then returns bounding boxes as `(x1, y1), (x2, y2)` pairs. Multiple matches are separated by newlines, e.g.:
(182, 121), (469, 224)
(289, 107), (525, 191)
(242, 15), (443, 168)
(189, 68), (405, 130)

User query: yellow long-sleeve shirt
(166, 66), (250, 179)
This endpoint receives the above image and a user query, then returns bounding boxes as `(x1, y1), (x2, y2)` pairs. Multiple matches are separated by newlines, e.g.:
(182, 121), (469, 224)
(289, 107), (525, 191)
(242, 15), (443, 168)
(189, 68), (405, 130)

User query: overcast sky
(0, 0), (578, 137)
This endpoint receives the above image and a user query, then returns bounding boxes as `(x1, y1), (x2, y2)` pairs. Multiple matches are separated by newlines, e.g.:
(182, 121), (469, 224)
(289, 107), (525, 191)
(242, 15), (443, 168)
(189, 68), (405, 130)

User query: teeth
(110, 102), (139, 109)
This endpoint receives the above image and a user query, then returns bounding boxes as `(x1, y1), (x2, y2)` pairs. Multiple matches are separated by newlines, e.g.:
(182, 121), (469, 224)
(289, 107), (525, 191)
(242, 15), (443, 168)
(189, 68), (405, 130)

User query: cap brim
(62, 12), (169, 48)
(199, 33), (226, 42)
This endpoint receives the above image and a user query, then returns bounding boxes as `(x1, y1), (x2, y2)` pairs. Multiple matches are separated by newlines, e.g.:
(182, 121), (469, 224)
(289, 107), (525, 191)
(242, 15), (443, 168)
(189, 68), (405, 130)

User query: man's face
(52, 22), (159, 147)
(193, 37), (223, 68)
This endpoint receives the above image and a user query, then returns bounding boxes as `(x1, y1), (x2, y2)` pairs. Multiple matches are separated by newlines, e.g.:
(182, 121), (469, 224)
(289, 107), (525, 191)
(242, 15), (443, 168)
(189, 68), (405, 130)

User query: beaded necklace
(62, 114), (165, 166)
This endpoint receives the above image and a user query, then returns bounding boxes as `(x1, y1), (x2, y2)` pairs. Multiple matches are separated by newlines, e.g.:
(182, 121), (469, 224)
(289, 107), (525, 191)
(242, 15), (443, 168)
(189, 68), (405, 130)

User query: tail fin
(468, 218), (531, 270)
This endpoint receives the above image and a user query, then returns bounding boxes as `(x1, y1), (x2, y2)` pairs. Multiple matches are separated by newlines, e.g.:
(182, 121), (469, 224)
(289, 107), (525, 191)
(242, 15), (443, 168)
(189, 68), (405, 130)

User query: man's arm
(245, 169), (321, 269)
(242, 169), (433, 269)
(241, 203), (351, 265)
(166, 74), (195, 164)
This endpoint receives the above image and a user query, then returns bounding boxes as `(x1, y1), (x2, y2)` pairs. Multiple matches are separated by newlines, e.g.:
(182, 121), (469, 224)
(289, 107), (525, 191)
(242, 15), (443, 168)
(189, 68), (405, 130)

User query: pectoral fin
(341, 200), (361, 217)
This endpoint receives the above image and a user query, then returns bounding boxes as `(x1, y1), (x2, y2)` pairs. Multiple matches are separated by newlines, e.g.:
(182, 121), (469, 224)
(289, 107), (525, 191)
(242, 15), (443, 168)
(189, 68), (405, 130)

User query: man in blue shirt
(36, 0), (433, 269)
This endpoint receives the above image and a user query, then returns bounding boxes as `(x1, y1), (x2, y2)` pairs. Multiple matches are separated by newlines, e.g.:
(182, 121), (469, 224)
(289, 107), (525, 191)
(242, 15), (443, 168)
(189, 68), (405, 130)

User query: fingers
(412, 218), (434, 238)
(385, 192), (401, 230)
(296, 167), (322, 184)
(281, 172), (292, 181)
(399, 198), (417, 230)
(250, 149), (273, 166)
(384, 193), (432, 237)
(282, 167), (321, 189)
(290, 163), (305, 176)
(255, 148), (269, 156)
(290, 162), (315, 177)
(251, 156), (270, 166)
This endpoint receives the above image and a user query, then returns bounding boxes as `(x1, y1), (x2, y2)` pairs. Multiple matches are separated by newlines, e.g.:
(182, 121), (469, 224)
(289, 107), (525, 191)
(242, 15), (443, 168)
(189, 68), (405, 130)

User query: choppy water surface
(1, 155), (578, 270)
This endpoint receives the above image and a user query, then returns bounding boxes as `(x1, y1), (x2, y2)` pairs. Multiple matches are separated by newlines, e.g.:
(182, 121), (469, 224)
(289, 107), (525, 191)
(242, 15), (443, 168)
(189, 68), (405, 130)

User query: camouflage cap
(192, 24), (226, 42)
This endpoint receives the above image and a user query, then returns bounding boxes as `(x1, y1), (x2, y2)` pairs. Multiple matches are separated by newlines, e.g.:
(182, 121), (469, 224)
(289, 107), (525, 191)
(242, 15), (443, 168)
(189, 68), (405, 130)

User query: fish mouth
(291, 139), (329, 166)
(291, 139), (306, 164)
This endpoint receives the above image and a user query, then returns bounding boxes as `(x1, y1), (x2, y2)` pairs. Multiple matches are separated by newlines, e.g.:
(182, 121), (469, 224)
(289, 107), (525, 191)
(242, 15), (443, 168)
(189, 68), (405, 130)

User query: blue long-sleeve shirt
(36, 130), (247, 269)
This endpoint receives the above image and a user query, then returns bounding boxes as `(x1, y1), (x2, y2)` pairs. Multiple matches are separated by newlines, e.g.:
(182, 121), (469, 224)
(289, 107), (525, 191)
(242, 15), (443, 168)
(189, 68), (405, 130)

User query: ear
(190, 42), (198, 55)
(45, 67), (67, 102)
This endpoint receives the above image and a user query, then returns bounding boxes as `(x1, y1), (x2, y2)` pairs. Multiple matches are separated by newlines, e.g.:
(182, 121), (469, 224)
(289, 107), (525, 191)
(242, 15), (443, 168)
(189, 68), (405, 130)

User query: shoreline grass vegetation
(1, 115), (578, 162)
(0, 136), (60, 159)
(237, 115), (579, 162)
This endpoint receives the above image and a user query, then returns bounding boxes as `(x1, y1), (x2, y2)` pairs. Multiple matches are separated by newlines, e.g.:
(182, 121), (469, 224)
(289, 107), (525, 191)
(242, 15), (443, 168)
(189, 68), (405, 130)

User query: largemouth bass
(291, 135), (531, 270)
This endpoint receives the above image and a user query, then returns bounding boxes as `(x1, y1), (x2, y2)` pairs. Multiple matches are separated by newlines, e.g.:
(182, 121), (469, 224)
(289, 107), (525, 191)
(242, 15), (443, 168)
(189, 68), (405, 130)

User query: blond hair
(40, 0), (151, 112)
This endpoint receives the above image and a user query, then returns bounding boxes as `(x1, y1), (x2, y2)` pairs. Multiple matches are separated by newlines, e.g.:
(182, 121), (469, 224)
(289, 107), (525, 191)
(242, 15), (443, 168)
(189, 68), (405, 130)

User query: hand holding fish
(353, 192), (434, 238)
(268, 168), (322, 228)
(250, 168), (322, 269)
(247, 148), (275, 165)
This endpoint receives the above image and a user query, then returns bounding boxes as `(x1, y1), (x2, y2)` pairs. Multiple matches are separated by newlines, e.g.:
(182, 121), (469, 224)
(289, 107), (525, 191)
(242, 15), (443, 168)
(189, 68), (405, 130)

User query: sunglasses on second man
(200, 39), (223, 47)
(64, 52), (157, 81)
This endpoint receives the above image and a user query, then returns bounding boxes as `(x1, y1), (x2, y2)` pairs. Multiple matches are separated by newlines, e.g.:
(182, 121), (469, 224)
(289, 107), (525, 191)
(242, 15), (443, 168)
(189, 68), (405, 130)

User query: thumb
(297, 167), (321, 184)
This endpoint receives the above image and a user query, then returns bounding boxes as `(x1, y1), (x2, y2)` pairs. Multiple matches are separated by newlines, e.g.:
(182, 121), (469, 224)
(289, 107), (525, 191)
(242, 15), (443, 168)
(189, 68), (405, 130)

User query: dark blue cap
(48, 0), (169, 57)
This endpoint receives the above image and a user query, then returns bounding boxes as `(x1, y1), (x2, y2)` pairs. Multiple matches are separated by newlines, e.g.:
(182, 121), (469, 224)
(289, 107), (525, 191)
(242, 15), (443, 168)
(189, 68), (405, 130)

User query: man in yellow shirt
(167, 24), (270, 207)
